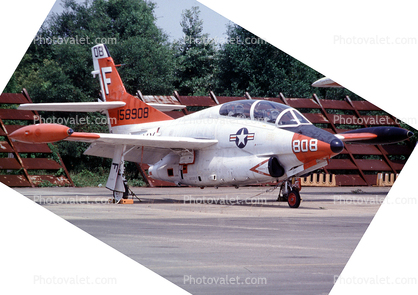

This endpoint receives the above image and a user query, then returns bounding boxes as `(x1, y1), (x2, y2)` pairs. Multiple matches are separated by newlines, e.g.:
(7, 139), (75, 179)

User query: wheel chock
(120, 199), (134, 204)
(109, 198), (134, 204)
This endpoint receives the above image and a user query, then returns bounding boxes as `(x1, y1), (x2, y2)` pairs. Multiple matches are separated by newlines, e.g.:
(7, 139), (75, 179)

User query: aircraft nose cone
(330, 138), (344, 154)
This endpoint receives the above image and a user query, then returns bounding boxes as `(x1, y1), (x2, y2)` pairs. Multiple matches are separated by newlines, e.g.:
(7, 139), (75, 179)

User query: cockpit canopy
(219, 100), (311, 127)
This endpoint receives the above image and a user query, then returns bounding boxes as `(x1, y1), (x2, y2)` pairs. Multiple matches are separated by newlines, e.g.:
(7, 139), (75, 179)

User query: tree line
(6, 0), (356, 100)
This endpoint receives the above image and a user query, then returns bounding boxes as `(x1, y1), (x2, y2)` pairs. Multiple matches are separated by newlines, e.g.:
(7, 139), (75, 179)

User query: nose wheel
(286, 190), (301, 208)
(277, 178), (302, 208)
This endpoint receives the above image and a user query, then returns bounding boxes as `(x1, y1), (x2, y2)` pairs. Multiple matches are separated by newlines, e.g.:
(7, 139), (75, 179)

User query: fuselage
(112, 100), (343, 187)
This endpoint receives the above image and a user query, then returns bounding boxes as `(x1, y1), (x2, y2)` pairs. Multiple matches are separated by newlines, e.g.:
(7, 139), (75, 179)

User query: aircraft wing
(18, 102), (185, 112)
(9, 123), (217, 150)
(66, 132), (217, 149)
(335, 127), (413, 144)
(18, 102), (126, 112)
(83, 143), (171, 164)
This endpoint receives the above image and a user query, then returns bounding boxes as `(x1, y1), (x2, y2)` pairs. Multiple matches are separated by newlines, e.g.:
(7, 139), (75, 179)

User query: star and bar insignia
(229, 128), (255, 148)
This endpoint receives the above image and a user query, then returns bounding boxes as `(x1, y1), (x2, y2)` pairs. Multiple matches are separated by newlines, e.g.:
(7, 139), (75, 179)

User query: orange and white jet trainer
(11, 44), (413, 208)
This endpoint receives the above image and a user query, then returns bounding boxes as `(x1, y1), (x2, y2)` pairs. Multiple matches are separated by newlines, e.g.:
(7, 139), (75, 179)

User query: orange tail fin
(91, 44), (172, 128)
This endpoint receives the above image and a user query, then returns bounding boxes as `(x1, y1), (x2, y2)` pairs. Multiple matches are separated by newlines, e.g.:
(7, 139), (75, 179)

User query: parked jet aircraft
(10, 44), (413, 208)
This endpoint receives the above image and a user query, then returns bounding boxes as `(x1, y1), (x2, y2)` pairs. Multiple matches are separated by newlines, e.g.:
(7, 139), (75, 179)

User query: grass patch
(70, 168), (147, 187)
(70, 169), (109, 187)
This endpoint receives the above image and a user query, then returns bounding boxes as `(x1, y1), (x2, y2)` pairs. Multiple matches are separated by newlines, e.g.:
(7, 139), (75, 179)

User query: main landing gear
(113, 180), (129, 200)
(112, 180), (141, 203)
(277, 178), (302, 208)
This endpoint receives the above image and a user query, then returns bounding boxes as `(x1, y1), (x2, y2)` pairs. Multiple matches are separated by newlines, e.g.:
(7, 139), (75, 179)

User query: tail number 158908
(118, 107), (149, 121)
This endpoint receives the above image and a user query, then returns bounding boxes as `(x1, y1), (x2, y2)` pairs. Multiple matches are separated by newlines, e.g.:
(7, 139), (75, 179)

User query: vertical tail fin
(91, 44), (172, 130)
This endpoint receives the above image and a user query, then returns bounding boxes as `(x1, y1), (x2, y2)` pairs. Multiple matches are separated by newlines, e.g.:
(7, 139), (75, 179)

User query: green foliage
(70, 162), (146, 187)
(127, 178), (146, 187)
(114, 36), (175, 95)
(22, 0), (175, 97)
(47, 143), (62, 164)
(173, 6), (217, 95)
(215, 24), (321, 97)
(37, 180), (56, 187)
(124, 162), (146, 187)
(71, 169), (109, 187)
(56, 168), (65, 177)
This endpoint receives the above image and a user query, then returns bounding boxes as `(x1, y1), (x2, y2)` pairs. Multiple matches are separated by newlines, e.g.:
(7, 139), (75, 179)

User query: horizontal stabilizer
(147, 103), (186, 112)
(18, 101), (185, 113)
(335, 127), (413, 144)
(18, 102), (126, 112)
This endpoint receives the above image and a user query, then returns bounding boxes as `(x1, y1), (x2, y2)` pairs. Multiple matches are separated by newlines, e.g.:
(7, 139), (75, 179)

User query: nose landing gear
(277, 178), (302, 208)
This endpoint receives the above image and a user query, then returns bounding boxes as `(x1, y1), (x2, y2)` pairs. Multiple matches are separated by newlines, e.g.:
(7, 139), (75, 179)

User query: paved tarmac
(15, 186), (390, 295)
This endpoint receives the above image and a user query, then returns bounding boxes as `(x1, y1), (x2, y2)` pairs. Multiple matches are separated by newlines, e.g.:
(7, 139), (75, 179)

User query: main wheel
(113, 183), (129, 201)
(113, 191), (124, 201)
(287, 190), (301, 208)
